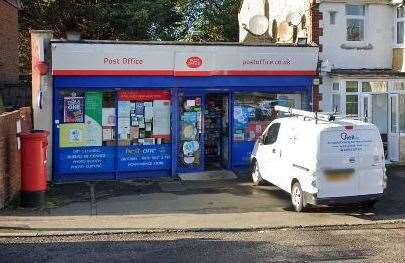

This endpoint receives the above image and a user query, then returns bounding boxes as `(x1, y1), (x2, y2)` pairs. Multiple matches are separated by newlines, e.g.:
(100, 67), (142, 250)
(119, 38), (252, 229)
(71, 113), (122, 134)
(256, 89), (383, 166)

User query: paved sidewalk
(0, 169), (404, 236)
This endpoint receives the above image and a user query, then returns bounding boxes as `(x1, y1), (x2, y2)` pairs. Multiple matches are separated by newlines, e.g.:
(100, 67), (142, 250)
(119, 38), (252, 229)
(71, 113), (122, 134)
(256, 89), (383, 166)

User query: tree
(176, 0), (240, 42)
(18, 0), (241, 73)
(19, 0), (184, 73)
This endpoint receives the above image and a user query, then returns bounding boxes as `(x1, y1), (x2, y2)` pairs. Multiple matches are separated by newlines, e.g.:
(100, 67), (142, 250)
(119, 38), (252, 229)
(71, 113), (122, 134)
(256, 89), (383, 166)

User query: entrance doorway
(204, 94), (229, 170)
(177, 92), (230, 174)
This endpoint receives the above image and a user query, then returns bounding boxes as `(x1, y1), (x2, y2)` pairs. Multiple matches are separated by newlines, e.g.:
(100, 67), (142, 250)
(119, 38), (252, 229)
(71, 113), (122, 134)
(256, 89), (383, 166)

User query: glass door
(178, 94), (204, 172)
(388, 94), (400, 162)
(360, 94), (372, 122)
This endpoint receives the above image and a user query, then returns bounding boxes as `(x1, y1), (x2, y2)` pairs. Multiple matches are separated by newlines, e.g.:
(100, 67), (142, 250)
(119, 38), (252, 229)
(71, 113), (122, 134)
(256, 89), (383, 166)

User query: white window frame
(329, 11), (337, 25)
(339, 79), (389, 117)
(345, 4), (366, 43)
(395, 6), (405, 47)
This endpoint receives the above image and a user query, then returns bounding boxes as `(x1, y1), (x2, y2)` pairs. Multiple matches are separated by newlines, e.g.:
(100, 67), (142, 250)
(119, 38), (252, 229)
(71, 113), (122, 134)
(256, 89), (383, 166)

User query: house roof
(319, 0), (392, 4)
(330, 68), (405, 77)
(2, 0), (22, 9)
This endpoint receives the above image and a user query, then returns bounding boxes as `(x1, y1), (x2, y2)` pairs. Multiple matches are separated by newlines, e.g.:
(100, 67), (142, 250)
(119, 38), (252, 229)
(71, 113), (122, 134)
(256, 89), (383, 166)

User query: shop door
(178, 94), (205, 172)
(388, 94), (400, 162)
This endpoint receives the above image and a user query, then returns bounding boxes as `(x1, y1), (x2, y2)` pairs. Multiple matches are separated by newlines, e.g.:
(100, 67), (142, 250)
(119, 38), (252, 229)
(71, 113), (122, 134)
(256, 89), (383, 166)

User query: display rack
(204, 96), (223, 162)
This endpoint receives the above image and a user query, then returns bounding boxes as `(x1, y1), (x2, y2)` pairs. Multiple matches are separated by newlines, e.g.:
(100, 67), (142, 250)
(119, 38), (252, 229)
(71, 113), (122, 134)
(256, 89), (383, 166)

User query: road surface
(0, 223), (404, 262)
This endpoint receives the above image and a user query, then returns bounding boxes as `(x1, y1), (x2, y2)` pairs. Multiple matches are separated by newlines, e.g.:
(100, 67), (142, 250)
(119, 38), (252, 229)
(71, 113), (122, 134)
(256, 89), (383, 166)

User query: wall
(238, 0), (266, 42)
(267, 0), (311, 41)
(31, 31), (53, 180)
(0, 0), (19, 83)
(0, 107), (32, 208)
(319, 3), (393, 69)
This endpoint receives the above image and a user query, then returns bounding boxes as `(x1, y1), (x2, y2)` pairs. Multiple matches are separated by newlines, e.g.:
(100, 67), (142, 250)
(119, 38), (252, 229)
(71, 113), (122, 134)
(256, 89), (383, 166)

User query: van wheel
(291, 182), (305, 212)
(361, 200), (377, 208)
(251, 161), (264, 186)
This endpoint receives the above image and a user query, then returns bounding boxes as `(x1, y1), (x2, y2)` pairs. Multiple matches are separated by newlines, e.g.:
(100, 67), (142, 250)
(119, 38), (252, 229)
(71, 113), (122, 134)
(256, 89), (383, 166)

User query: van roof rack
(274, 106), (336, 122)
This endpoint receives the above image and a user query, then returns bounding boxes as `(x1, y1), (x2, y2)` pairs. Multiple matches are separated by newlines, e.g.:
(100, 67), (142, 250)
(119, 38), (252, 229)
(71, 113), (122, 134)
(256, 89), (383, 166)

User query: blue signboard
(118, 144), (171, 171)
(232, 141), (255, 167)
(58, 147), (115, 173)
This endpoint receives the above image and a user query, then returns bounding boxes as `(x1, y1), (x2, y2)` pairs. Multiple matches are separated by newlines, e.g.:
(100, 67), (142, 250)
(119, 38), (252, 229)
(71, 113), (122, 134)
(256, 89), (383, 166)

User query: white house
(239, 0), (405, 163)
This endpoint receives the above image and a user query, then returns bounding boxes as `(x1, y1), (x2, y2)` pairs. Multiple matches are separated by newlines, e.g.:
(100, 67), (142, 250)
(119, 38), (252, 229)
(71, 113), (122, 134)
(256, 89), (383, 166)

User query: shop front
(51, 42), (317, 182)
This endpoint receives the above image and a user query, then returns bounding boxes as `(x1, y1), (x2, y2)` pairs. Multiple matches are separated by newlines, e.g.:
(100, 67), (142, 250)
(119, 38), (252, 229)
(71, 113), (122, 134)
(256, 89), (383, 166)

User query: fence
(0, 107), (32, 208)
(0, 80), (32, 113)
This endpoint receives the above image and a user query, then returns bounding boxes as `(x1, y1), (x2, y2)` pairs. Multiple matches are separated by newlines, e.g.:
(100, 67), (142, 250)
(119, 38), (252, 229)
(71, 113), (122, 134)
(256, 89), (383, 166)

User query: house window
(332, 94), (340, 112)
(362, 81), (388, 92)
(397, 7), (405, 44)
(332, 82), (340, 92)
(329, 11), (337, 25)
(398, 21), (404, 44)
(346, 81), (359, 92)
(346, 5), (365, 41)
(346, 95), (358, 116)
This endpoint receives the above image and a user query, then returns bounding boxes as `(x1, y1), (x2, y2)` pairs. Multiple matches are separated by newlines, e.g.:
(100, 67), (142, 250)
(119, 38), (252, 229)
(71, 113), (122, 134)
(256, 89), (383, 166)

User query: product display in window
(179, 97), (202, 167)
(63, 96), (84, 123)
(60, 90), (116, 148)
(233, 93), (278, 142)
(204, 96), (226, 163)
(117, 90), (171, 146)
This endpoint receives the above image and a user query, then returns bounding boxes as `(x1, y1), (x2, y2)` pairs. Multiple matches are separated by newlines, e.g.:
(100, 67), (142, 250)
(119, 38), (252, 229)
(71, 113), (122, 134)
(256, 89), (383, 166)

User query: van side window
(264, 123), (281, 145)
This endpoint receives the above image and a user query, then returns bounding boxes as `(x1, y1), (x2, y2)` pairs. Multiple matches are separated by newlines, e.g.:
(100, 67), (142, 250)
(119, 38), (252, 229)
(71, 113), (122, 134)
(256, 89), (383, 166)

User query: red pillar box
(19, 130), (49, 207)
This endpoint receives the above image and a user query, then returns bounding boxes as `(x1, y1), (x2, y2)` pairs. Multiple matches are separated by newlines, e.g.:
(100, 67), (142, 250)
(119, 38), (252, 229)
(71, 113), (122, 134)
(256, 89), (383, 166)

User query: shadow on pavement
(0, 168), (404, 221)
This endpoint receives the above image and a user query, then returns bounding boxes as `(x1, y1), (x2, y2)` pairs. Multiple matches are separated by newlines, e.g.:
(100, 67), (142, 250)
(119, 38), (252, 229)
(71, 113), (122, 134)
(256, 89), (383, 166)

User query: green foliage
(177, 0), (239, 42)
(18, 0), (240, 73)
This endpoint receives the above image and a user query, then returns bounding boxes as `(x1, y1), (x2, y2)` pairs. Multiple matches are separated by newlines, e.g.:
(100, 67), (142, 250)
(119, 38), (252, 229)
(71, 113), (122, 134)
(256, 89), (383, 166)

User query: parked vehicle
(250, 106), (387, 212)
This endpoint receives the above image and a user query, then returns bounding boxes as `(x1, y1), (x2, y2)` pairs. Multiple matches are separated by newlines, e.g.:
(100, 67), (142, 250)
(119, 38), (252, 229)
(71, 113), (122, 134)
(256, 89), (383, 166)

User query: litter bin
(19, 130), (49, 207)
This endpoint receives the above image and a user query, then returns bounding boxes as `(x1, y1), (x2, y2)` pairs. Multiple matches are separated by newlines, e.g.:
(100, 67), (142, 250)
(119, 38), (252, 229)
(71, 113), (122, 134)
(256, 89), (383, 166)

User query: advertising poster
(102, 108), (116, 127)
(85, 92), (103, 146)
(64, 97), (84, 123)
(60, 123), (86, 148)
(153, 100), (171, 136)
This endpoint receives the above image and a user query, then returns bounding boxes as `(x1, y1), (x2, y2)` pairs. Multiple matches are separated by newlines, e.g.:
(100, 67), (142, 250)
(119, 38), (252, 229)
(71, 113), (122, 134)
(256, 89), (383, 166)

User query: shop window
(59, 90), (116, 148)
(346, 5), (365, 41)
(362, 81), (388, 93)
(179, 96), (202, 168)
(233, 93), (279, 142)
(346, 81), (358, 92)
(346, 95), (358, 116)
(117, 90), (171, 146)
(264, 123), (280, 145)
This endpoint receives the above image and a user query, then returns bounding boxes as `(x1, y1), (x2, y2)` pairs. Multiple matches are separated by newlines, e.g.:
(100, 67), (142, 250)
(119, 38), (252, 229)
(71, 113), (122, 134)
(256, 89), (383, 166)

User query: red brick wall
(0, 0), (19, 84)
(310, 0), (322, 111)
(0, 107), (32, 208)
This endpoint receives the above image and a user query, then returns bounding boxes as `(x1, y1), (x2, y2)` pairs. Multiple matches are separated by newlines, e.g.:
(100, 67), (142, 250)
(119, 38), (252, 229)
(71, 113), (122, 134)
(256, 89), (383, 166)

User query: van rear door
(317, 125), (383, 198)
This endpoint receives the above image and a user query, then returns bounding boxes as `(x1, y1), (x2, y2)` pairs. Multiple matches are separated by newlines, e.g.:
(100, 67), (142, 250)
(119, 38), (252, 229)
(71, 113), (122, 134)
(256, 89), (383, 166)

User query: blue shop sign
(118, 144), (171, 171)
(58, 147), (115, 173)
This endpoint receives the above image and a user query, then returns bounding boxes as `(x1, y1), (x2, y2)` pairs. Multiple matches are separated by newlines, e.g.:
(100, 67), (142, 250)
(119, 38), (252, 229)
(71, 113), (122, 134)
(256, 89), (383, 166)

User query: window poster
(153, 100), (171, 137)
(85, 92), (103, 146)
(64, 97), (84, 123)
(60, 123), (86, 148)
(102, 108), (116, 127)
(117, 90), (171, 146)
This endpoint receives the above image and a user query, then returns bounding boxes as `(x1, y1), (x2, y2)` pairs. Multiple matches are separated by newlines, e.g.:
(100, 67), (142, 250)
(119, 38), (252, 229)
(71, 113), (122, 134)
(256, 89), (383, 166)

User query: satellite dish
(248, 15), (269, 36)
(278, 21), (293, 42)
(286, 12), (302, 26)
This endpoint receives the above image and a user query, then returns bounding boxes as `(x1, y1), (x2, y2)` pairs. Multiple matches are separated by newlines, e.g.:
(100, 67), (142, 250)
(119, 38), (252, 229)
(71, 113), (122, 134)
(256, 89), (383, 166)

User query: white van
(250, 106), (387, 212)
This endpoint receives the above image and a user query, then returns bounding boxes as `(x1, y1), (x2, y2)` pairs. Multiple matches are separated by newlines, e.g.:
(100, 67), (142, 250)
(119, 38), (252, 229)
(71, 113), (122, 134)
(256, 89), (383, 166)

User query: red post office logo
(186, 57), (203, 68)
